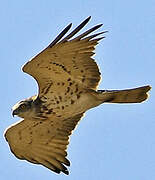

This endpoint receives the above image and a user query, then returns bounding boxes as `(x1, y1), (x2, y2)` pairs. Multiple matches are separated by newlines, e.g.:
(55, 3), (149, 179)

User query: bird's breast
(38, 89), (100, 119)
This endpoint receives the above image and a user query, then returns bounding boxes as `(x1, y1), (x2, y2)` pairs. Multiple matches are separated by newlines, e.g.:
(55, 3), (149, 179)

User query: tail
(98, 85), (151, 103)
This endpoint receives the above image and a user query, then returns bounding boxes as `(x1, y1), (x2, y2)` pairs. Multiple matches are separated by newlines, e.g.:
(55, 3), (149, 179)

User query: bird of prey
(5, 16), (151, 175)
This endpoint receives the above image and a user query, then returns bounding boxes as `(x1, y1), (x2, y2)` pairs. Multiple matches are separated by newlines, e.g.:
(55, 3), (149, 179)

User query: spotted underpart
(36, 77), (84, 118)
(50, 62), (71, 75)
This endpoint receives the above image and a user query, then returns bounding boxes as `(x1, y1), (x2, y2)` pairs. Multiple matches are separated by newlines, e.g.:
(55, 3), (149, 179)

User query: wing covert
(22, 17), (106, 98)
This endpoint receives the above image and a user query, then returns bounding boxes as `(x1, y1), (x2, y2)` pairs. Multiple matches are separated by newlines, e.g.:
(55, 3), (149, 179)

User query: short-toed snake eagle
(5, 17), (151, 175)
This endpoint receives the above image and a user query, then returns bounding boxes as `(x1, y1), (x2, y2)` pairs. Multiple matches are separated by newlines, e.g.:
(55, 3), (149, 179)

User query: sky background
(0, 0), (155, 180)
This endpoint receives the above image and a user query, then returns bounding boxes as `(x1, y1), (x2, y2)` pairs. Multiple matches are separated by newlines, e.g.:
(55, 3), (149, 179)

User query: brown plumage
(5, 17), (151, 175)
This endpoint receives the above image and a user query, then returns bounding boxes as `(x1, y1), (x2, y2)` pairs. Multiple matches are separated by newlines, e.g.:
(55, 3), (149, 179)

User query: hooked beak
(12, 110), (18, 117)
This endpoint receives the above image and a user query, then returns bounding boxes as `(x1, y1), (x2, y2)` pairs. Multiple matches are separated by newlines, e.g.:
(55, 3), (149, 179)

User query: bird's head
(12, 96), (36, 118)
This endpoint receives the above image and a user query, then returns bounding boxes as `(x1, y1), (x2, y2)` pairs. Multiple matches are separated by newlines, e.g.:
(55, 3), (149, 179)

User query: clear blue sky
(0, 0), (154, 180)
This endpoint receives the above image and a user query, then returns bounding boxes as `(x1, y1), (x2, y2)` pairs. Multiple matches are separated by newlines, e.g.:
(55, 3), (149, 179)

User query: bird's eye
(20, 104), (26, 109)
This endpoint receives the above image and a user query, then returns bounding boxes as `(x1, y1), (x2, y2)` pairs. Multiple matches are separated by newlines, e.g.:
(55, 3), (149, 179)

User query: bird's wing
(22, 17), (106, 102)
(5, 113), (84, 175)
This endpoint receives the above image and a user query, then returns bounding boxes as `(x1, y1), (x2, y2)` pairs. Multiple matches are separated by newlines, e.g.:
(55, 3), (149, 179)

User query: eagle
(5, 16), (151, 175)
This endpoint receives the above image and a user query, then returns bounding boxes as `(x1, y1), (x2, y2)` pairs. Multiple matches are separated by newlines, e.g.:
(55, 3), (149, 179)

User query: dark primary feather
(60, 16), (91, 43)
(49, 23), (72, 48)
(49, 16), (91, 47)
(48, 16), (107, 47)
(72, 24), (103, 40)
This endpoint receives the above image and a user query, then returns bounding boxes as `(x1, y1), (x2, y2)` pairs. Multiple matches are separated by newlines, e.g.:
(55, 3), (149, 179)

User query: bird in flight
(5, 16), (151, 175)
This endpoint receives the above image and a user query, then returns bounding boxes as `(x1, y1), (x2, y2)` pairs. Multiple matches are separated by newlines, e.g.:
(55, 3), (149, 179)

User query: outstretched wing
(5, 113), (84, 175)
(22, 17), (106, 102)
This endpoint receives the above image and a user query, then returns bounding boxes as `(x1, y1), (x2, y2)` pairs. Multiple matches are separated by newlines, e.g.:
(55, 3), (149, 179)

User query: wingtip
(98, 23), (103, 27)
(63, 169), (69, 175)
(62, 22), (72, 34)
(103, 30), (109, 33)
(80, 16), (92, 27)
(86, 16), (91, 21)
(67, 23), (72, 29)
